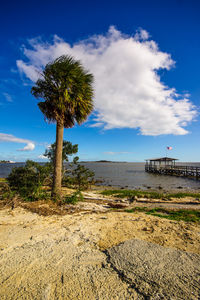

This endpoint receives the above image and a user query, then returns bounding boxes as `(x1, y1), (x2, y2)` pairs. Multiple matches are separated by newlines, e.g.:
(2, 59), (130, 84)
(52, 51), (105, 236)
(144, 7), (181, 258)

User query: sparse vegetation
(101, 189), (163, 199)
(101, 189), (200, 200)
(166, 192), (200, 199)
(125, 207), (200, 223)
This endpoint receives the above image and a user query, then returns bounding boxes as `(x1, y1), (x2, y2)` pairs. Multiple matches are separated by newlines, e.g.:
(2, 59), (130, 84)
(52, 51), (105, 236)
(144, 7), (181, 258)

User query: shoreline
(94, 183), (200, 193)
(1, 176), (200, 194)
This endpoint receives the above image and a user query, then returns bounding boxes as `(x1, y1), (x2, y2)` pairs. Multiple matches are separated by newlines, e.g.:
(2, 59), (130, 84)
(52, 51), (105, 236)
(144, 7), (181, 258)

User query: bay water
(1, 162), (200, 191)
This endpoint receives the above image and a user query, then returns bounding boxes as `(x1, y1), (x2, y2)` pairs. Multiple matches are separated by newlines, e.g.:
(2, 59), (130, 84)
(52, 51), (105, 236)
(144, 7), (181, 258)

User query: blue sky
(0, 0), (200, 162)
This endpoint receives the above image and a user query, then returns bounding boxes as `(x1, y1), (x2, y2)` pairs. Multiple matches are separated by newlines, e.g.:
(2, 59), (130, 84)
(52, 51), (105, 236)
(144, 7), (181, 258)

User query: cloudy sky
(0, 0), (200, 162)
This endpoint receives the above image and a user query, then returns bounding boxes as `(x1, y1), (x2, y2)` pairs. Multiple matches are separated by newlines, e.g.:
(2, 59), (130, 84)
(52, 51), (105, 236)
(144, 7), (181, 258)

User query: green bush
(7, 160), (51, 201)
(63, 191), (83, 205)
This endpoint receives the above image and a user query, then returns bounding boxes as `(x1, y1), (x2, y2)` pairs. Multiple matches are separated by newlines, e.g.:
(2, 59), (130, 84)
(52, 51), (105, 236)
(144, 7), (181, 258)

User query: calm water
(1, 162), (200, 191)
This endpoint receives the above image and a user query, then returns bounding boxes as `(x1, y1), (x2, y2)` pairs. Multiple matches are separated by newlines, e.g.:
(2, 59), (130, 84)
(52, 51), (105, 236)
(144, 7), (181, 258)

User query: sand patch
(0, 208), (200, 299)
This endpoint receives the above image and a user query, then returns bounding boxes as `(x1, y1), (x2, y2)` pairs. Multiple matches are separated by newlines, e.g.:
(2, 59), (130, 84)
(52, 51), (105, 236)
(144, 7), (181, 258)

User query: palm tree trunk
(52, 120), (64, 199)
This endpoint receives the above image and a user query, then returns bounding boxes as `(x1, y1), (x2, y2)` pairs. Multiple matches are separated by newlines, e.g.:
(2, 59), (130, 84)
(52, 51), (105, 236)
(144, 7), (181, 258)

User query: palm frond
(31, 55), (94, 127)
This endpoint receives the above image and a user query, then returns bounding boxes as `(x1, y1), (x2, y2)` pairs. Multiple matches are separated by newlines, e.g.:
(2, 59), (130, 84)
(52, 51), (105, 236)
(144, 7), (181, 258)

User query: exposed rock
(107, 239), (200, 299)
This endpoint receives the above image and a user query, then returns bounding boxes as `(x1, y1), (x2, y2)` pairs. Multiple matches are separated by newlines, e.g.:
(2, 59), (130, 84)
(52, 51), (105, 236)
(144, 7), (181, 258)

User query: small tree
(44, 141), (78, 164)
(70, 157), (95, 190)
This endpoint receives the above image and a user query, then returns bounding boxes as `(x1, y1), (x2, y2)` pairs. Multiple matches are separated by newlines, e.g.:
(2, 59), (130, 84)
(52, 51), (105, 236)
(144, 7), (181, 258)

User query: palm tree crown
(31, 55), (94, 127)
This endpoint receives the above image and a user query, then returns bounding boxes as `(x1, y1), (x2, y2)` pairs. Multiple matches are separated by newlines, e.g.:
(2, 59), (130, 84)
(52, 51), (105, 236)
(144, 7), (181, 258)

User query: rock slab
(107, 239), (200, 299)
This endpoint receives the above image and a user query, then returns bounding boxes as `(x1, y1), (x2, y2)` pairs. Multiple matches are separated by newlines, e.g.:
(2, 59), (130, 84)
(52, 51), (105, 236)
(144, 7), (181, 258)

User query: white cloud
(134, 28), (150, 40)
(16, 27), (197, 136)
(18, 142), (35, 151)
(3, 93), (13, 102)
(17, 60), (40, 82)
(38, 154), (47, 159)
(0, 133), (35, 151)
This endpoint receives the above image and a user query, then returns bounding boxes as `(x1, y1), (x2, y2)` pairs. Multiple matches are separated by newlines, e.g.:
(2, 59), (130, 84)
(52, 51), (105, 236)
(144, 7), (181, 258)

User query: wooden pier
(145, 157), (200, 180)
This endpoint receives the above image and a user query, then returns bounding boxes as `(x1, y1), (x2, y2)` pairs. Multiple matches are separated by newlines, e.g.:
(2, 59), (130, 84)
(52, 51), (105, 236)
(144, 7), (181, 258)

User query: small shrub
(63, 191), (83, 205)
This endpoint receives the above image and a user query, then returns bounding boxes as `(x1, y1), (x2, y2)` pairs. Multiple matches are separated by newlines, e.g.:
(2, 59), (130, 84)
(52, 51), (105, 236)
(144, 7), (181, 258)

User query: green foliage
(63, 191), (83, 205)
(31, 55), (94, 128)
(31, 55), (94, 199)
(101, 189), (163, 199)
(7, 160), (51, 201)
(146, 208), (200, 222)
(63, 157), (95, 190)
(101, 189), (200, 200)
(166, 192), (200, 199)
(0, 182), (16, 201)
(126, 207), (148, 213)
(44, 140), (78, 164)
(125, 207), (200, 223)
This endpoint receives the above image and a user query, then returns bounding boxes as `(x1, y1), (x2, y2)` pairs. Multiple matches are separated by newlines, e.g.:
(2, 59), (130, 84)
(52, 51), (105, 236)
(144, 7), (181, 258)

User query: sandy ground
(0, 204), (200, 299)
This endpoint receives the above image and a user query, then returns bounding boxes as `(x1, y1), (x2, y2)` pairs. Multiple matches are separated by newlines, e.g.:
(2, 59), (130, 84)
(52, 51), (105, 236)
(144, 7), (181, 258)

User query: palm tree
(31, 55), (94, 199)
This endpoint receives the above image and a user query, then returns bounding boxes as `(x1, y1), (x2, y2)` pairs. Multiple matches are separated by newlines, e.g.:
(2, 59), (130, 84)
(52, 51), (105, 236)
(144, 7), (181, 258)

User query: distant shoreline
(81, 160), (129, 163)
